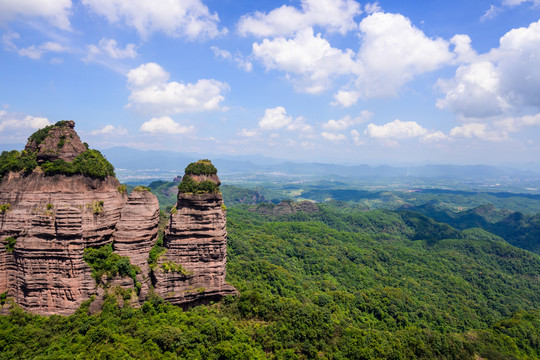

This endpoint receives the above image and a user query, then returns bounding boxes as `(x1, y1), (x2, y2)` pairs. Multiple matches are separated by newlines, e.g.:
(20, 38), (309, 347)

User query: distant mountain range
(101, 146), (540, 180)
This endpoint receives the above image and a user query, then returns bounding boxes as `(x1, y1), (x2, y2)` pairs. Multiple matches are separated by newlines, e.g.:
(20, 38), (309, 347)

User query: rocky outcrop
(0, 123), (236, 315)
(0, 171), (126, 315)
(253, 199), (319, 216)
(25, 120), (87, 164)
(112, 189), (159, 300)
(153, 172), (237, 306)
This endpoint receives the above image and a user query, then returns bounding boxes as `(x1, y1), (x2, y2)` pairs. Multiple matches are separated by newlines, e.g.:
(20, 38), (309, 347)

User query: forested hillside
(1, 203), (539, 359)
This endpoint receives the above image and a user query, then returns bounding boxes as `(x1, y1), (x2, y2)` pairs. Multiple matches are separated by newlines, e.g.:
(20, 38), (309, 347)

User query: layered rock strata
(112, 189), (160, 300)
(0, 122), (237, 315)
(0, 172), (126, 315)
(154, 177), (237, 307)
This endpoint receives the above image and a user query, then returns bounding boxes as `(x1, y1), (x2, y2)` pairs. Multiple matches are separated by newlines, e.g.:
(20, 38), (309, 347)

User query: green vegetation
(57, 135), (66, 149)
(4, 237), (16, 252)
(184, 159), (217, 175)
(83, 244), (141, 290)
(0, 150), (38, 180)
(1, 123), (115, 181)
(46, 203), (54, 210)
(89, 200), (104, 215)
(41, 149), (115, 179)
(133, 185), (151, 192)
(117, 184), (127, 194)
(178, 175), (220, 194)
(0, 203), (12, 214)
(1, 201), (539, 359)
(161, 261), (192, 275)
(148, 211), (168, 269)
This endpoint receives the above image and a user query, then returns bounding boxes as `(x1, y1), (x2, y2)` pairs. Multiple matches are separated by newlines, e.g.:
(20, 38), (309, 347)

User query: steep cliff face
(25, 120), (87, 164)
(112, 189), (160, 300)
(0, 124), (236, 315)
(153, 163), (237, 306)
(0, 171), (126, 315)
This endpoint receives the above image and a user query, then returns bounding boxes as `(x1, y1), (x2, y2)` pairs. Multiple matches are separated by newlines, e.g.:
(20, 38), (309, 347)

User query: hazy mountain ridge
(102, 147), (540, 179)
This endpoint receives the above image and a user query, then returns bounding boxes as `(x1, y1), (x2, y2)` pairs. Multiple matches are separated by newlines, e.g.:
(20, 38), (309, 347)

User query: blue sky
(1, 0), (540, 166)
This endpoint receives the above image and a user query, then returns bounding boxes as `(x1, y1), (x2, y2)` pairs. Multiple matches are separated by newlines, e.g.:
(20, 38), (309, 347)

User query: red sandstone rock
(0, 124), (236, 314)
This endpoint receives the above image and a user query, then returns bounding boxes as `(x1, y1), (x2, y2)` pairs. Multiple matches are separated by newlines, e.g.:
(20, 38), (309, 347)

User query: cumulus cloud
(257, 106), (312, 134)
(437, 19), (540, 119)
(321, 131), (346, 141)
(237, 0), (361, 37)
(140, 116), (194, 134)
(449, 123), (505, 141)
(89, 125), (128, 136)
(126, 62), (228, 115)
(238, 128), (259, 137)
(332, 90), (361, 107)
(0, 0), (72, 30)
(436, 61), (509, 118)
(0, 111), (51, 142)
(252, 27), (357, 93)
(322, 111), (372, 131)
(86, 38), (137, 61)
(258, 106), (292, 130)
(248, 11), (453, 102)
(365, 119), (428, 139)
(82, 0), (224, 40)
(352, 12), (453, 99)
(350, 129), (363, 145)
(3, 33), (70, 60)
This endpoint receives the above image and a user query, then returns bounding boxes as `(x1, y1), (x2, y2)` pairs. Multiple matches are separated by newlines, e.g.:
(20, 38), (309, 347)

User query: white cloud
(140, 116), (194, 134)
(82, 0), (224, 40)
(18, 41), (70, 59)
(126, 62), (228, 114)
(332, 90), (361, 107)
(449, 123), (505, 141)
(322, 111), (372, 131)
(0, 111), (51, 142)
(353, 12), (453, 99)
(90, 125), (128, 136)
(238, 128), (259, 137)
(259, 106), (292, 130)
(321, 131), (346, 141)
(436, 61), (509, 118)
(364, 119), (428, 139)
(3, 33), (70, 60)
(481, 5), (502, 22)
(364, 2), (382, 14)
(437, 19), (540, 119)
(211, 46), (253, 72)
(0, 0), (72, 30)
(350, 129), (363, 145)
(252, 27), (357, 93)
(287, 116), (313, 133)
(237, 0), (361, 37)
(451, 34), (477, 63)
(86, 38), (137, 61)
(495, 113), (540, 132)
(249, 12), (453, 101)
(421, 131), (448, 143)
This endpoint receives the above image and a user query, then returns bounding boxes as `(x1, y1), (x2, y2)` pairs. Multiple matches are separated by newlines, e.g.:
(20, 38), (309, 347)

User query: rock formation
(153, 161), (237, 307)
(0, 122), (236, 315)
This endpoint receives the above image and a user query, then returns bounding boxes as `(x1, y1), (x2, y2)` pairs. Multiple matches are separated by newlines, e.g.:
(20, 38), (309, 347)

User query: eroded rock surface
(1, 123), (237, 315)
(0, 172), (126, 315)
(154, 178), (237, 307)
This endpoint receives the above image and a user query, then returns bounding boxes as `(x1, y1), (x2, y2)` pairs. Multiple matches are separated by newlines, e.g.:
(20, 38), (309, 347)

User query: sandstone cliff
(0, 123), (236, 315)
(153, 161), (237, 307)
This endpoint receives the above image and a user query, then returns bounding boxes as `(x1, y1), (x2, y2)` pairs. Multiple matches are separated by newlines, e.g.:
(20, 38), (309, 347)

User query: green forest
(1, 201), (539, 359)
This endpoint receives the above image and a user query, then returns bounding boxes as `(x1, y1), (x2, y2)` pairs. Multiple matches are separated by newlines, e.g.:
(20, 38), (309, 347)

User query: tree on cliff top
(184, 159), (217, 176)
(0, 122), (115, 181)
